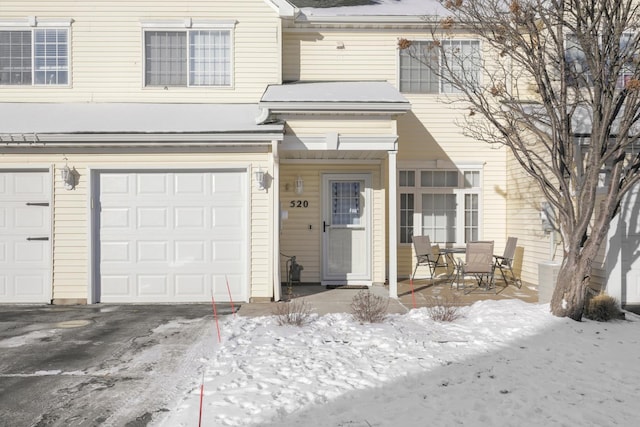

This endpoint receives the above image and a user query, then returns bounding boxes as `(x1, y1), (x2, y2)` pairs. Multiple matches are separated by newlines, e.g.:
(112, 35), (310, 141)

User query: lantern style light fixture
(294, 175), (304, 195)
(60, 156), (76, 190)
(254, 166), (266, 190)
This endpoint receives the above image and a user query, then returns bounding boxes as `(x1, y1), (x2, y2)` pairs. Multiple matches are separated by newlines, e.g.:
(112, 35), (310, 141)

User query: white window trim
(0, 17), (73, 28)
(141, 20), (236, 89)
(140, 19), (237, 29)
(398, 163), (483, 245)
(0, 18), (72, 87)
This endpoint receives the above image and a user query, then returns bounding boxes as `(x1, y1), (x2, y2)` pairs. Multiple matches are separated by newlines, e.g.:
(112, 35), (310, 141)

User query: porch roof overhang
(0, 103), (284, 147)
(258, 81), (409, 158)
(257, 81), (411, 123)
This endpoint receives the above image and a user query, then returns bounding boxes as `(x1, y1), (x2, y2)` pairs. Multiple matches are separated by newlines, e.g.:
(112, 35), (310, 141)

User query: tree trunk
(550, 257), (590, 320)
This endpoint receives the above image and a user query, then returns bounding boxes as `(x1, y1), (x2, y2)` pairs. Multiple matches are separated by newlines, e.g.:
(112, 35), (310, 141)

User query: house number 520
(290, 200), (309, 208)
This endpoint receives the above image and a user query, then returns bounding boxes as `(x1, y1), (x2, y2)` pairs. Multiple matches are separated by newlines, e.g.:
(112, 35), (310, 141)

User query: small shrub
(584, 293), (622, 322)
(425, 295), (463, 322)
(350, 290), (389, 323)
(273, 298), (312, 327)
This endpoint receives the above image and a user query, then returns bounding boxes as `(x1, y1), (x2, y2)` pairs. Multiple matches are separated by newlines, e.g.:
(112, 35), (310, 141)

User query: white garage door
(621, 184), (640, 305)
(98, 170), (247, 303)
(0, 171), (52, 303)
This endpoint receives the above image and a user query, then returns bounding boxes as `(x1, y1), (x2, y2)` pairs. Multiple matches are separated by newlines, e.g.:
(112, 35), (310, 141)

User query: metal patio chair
(455, 240), (496, 293)
(411, 235), (447, 282)
(494, 236), (522, 288)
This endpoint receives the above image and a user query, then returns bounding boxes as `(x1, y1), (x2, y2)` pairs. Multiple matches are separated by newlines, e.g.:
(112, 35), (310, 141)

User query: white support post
(388, 150), (398, 299)
(271, 140), (282, 302)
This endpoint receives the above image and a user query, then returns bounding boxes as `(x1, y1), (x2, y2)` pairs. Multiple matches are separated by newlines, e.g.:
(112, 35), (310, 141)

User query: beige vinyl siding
(0, 0), (281, 102)
(283, 29), (397, 82)
(395, 97), (508, 277)
(506, 149), (610, 289)
(0, 151), (273, 301)
(279, 163), (386, 284)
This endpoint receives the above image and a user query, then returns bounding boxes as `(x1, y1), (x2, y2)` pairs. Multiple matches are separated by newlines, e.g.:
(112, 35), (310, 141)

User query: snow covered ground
(154, 300), (640, 426)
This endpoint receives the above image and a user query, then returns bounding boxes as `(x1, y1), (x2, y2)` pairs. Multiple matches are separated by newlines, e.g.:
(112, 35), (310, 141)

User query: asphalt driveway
(0, 304), (231, 426)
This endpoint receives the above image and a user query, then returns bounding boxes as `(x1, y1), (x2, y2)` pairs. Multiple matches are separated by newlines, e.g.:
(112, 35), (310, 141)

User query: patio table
(437, 247), (466, 286)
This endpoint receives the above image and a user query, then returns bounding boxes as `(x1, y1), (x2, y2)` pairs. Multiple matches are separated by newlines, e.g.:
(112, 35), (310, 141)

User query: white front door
(96, 170), (247, 303)
(322, 174), (371, 285)
(0, 171), (52, 303)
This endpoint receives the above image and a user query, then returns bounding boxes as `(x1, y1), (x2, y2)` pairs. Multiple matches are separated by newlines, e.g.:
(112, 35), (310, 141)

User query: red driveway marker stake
(225, 275), (236, 317)
(198, 372), (205, 427)
(211, 288), (221, 343)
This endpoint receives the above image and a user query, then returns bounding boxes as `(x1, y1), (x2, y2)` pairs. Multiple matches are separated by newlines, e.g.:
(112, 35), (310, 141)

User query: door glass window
(332, 181), (361, 225)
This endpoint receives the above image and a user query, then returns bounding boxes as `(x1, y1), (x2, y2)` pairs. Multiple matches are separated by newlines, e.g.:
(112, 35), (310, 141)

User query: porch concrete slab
(237, 284), (409, 317)
(236, 279), (539, 317)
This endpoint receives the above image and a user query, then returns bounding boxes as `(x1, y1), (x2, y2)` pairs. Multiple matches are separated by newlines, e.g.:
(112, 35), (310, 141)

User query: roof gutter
(0, 131), (284, 146)
(294, 14), (443, 26)
(256, 101), (411, 124)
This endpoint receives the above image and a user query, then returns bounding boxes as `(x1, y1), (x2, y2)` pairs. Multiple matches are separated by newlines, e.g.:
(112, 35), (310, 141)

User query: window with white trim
(565, 32), (636, 89)
(399, 39), (481, 94)
(144, 27), (232, 87)
(0, 27), (70, 85)
(399, 168), (481, 244)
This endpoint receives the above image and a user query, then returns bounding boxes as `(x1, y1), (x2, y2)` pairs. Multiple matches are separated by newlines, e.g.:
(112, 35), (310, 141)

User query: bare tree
(400, 0), (640, 320)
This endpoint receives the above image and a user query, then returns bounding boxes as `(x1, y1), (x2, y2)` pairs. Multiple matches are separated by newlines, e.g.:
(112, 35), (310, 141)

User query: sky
(152, 299), (640, 426)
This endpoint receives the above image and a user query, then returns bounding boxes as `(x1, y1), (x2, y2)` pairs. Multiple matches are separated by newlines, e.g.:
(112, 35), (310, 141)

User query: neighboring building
(0, 0), (636, 307)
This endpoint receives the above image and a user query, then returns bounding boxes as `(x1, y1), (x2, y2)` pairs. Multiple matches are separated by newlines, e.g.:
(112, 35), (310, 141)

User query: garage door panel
(175, 173), (206, 194)
(175, 207), (206, 228)
(138, 275), (168, 296)
(175, 241), (206, 263)
(15, 206), (47, 229)
(0, 171), (51, 303)
(213, 206), (244, 228)
(137, 207), (168, 228)
(101, 241), (130, 262)
(138, 173), (169, 195)
(213, 241), (243, 262)
(102, 207), (131, 228)
(101, 174), (131, 194)
(213, 173), (243, 194)
(137, 241), (169, 262)
(175, 275), (206, 295)
(15, 241), (47, 263)
(101, 276), (130, 297)
(99, 170), (247, 303)
(15, 275), (48, 296)
(14, 173), (48, 196)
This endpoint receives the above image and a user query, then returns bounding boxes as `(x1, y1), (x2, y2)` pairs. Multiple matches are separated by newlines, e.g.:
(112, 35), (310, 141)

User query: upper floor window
(0, 26), (69, 86)
(144, 26), (232, 87)
(565, 32), (636, 89)
(399, 39), (481, 94)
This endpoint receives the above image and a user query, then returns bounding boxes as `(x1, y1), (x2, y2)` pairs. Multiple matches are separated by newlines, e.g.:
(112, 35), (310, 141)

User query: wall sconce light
(295, 175), (304, 195)
(254, 167), (266, 190)
(60, 156), (76, 190)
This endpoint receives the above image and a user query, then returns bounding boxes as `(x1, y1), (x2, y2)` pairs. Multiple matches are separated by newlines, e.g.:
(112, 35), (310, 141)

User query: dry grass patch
(425, 295), (464, 322)
(350, 290), (389, 323)
(273, 298), (313, 327)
